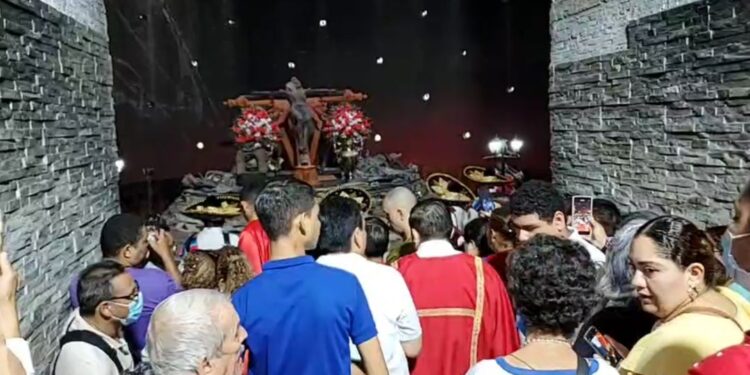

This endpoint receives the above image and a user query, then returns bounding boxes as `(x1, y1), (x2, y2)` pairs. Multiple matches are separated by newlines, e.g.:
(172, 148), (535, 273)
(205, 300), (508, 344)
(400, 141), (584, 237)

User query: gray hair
(146, 289), (232, 375)
(597, 212), (658, 304)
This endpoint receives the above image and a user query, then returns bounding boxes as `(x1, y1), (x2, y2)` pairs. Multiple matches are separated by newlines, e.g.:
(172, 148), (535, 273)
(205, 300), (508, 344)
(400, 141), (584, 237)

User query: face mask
(111, 292), (144, 326)
(721, 231), (750, 290)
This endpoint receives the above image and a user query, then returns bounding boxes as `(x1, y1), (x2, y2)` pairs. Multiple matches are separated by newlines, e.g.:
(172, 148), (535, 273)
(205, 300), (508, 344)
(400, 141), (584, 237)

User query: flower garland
(232, 107), (281, 145)
(322, 103), (372, 142)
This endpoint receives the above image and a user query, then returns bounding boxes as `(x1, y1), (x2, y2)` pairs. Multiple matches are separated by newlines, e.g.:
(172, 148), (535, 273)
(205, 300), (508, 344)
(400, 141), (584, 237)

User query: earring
(687, 283), (699, 301)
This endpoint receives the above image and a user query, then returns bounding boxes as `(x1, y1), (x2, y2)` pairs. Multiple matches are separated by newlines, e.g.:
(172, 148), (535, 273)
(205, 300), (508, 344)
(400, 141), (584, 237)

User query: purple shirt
(69, 267), (181, 358)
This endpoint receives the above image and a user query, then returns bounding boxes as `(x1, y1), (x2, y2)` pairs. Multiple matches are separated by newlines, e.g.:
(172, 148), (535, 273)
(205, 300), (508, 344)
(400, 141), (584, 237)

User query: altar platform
(159, 153), (425, 247)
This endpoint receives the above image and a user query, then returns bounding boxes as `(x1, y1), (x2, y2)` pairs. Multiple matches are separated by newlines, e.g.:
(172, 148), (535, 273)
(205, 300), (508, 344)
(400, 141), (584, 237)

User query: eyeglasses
(110, 280), (140, 301)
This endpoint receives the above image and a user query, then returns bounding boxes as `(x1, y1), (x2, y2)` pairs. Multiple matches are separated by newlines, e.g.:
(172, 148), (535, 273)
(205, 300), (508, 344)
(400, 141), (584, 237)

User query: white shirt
(317, 252), (422, 375)
(6, 338), (34, 374)
(54, 309), (134, 375)
(196, 227), (239, 250)
(569, 231), (606, 265)
(466, 357), (618, 375)
(416, 239), (462, 258)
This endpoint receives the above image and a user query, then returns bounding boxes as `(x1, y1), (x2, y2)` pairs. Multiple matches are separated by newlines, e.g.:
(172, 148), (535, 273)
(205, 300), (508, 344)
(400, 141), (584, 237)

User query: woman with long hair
(572, 212), (659, 363)
(621, 215), (750, 375)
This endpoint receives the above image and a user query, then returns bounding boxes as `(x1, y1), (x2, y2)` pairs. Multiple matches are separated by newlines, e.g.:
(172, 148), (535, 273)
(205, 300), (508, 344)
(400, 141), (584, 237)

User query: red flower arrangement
(232, 107), (281, 145)
(323, 103), (372, 142)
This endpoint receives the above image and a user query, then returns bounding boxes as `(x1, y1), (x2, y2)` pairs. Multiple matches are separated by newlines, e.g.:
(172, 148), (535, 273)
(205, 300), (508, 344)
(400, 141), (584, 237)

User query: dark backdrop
(105, 0), (551, 189)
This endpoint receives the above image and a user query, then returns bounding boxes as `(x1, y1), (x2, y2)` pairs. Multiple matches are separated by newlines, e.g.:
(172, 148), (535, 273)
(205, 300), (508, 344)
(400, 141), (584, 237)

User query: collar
(72, 309), (126, 350)
(264, 255), (314, 270)
(416, 239), (461, 258)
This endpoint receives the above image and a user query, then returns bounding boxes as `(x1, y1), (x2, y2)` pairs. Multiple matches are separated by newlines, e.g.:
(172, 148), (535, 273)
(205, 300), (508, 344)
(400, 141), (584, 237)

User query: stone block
(551, 0), (747, 227)
(0, 0), (118, 371)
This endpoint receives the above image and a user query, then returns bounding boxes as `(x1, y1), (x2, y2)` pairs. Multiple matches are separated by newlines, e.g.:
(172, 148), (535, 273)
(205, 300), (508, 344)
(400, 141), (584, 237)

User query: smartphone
(572, 196), (594, 237)
(583, 326), (623, 366)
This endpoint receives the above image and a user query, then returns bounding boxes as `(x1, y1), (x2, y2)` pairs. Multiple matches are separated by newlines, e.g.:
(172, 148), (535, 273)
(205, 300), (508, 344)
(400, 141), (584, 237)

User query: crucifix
(225, 78), (367, 186)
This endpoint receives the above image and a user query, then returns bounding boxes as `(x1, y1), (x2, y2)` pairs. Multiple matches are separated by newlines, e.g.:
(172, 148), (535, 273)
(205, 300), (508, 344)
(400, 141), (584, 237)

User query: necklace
(510, 336), (573, 371)
(508, 337), (572, 370)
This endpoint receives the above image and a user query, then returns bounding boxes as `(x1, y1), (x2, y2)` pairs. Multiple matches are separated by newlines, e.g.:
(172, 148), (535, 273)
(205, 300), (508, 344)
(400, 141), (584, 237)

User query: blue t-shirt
(232, 256), (377, 375)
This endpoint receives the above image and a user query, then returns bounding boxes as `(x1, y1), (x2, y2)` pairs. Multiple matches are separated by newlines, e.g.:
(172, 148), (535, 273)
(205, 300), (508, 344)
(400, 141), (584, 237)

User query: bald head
(383, 187), (417, 239)
(384, 187), (417, 210)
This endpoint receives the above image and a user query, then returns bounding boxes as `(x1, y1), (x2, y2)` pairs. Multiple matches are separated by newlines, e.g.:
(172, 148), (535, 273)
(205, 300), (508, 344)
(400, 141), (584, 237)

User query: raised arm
(148, 230), (182, 286)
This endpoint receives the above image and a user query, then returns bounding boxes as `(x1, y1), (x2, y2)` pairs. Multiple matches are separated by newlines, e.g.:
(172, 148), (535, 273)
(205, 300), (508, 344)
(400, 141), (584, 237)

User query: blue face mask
(721, 231), (750, 292)
(112, 292), (144, 326)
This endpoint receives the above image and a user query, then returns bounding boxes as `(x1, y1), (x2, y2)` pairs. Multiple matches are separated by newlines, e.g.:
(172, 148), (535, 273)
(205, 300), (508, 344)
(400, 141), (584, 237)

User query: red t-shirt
(688, 334), (750, 374)
(238, 220), (271, 274)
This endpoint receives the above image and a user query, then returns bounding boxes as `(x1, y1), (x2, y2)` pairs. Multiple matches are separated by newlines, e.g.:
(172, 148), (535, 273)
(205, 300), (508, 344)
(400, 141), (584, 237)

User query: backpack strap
(58, 330), (124, 374)
(223, 232), (231, 246)
(576, 355), (590, 375)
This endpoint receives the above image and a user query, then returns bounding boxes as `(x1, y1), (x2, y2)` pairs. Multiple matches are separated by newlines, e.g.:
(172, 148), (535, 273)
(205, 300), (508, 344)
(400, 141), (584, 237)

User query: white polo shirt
(317, 252), (422, 375)
(54, 309), (134, 375)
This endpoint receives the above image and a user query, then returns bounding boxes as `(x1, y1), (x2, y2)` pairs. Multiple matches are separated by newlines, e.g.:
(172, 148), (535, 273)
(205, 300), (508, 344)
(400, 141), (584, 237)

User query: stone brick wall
(550, 0), (750, 226)
(0, 0), (117, 371)
(551, 0), (703, 65)
(39, 0), (107, 35)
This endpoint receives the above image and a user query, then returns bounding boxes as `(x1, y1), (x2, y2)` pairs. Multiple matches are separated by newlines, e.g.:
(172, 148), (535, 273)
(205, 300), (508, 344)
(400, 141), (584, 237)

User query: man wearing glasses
(68, 213), (181, 363)
(55, 260), (142, 374)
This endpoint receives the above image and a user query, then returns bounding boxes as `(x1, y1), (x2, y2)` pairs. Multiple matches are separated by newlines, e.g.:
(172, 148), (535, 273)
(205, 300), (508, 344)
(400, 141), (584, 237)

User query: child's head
(216, 246), (254, 294)
(181, 251), (217, 290)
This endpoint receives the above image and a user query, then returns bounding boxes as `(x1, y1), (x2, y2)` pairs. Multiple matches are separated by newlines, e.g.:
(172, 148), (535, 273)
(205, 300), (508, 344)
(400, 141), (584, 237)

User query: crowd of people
(1, 176), (750, 375)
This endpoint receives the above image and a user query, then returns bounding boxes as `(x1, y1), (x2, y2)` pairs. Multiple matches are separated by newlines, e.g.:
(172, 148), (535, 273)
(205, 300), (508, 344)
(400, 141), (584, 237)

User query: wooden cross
(225, 80), (367, 185)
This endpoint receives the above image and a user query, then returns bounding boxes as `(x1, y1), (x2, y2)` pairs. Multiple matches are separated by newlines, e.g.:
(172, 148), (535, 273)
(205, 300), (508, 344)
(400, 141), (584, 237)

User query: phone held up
(145, 214), (169, 242)
(572, 196), (594, 238)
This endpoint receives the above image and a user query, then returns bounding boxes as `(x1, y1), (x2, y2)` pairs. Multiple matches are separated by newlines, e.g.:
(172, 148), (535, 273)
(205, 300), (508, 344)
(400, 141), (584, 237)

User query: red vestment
(238, 220), (270, 274)
(396, 252), (520, 375)
(486, 251), (512, 284)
